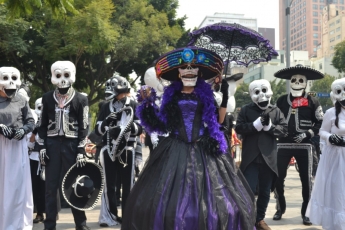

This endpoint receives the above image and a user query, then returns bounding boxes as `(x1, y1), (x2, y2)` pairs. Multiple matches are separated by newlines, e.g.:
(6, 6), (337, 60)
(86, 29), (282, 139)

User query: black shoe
(99, 223), (109, 227)
(116, 216), (122, 224)
(273, 210), (283, 220)
(76, 225), (91, 230)
(33, 215), (44, 223)
(43, 228), (56, 230)
(302, 216), (312, 226)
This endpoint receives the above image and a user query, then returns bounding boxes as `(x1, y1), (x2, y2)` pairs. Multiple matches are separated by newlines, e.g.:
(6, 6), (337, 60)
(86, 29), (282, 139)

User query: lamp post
(285, 0), (295, 92)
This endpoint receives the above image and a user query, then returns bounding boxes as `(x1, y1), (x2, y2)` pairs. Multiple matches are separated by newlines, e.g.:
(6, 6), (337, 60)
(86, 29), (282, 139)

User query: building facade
(279, 0), (344, 57)
(199, 13), (257, 31)
(258, 28), (276, 49)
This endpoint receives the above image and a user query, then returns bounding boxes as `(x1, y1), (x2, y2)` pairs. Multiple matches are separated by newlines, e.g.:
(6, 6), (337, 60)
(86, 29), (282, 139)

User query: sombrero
(155, 46), (224, 81)
(62, 161), (104, 211)
(274, 64), (324, 80)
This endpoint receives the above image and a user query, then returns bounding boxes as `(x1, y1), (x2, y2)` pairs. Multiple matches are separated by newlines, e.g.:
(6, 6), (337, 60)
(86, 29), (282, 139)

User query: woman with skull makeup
(235, 79), (288, 230)
(305, 78), (345, 230)
(37, 61), (91, 230)
(121, 47), (256, 230)
(0, 67), (35, 229)
(272, 65), (324, 226)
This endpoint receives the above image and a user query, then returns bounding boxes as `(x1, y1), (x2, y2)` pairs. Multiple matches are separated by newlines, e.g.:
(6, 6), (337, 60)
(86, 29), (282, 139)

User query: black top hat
(62, 161), (104, 211)
(224, 73), (243, 82)
(274, 64), (324, 80)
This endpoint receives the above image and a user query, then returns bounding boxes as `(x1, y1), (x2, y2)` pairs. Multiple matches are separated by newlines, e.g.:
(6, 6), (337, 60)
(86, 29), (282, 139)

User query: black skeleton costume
(95, 75), (142, 223)
(0, 67), (35, 230)
(37, 61), (90, 230)
(272, 65), (324, 226)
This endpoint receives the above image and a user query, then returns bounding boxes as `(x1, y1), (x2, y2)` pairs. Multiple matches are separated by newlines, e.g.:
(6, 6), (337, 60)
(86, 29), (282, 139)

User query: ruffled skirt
(121, 137), (256, 230)
(306, 144), (345, 230)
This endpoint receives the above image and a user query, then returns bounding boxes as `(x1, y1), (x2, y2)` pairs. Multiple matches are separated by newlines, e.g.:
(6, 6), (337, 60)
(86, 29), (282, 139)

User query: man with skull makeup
(37, 61), (90, 230)
(235, 79), (287, 230)
(0, 67), (35, 229)
(95, 75), (142, 224)
(306, 78), (345, 229)
(272, 65), (324, 226)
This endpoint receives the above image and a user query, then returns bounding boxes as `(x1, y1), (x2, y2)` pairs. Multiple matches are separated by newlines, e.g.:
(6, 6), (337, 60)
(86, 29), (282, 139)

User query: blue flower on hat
(181, 49), (195, 63)
(196, 53), (206, 63)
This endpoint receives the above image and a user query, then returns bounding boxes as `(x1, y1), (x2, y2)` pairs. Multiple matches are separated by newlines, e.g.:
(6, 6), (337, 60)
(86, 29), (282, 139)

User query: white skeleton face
(0, 67), (21, 98)
(249, 79), (273, 110)
(179, 65), (198, 87)
(331, 78), (345, 105)
(51, 61), (76, 88)
(181, 76), (197, 87)
(35, 98), (43, 116)
(290, 74), (307, 97)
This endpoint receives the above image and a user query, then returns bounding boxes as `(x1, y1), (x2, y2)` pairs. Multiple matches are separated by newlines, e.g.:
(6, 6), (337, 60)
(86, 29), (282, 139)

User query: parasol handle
(224, 30), (235, 77)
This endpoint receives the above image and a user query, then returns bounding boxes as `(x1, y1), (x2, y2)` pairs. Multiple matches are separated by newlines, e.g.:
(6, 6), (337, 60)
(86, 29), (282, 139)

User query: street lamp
(285, 0), (295, 92)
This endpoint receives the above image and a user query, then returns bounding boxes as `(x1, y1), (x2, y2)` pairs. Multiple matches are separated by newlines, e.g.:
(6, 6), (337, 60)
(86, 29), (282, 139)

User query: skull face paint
(178, 66), (199, 87)
(331, 78), (345, 107)
(290, 74), (307, 97)
(0, 67), (21, 98)
(249, 79), (273, 110)
(51, 61), (76, 88)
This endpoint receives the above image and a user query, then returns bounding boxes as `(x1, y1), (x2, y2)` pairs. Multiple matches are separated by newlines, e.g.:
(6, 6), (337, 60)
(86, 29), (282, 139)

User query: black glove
(0, 124), (14, 139)
(329, 134), (343, 145)
(13, 128), (25, 140)
(260, 112), (270, 126)
(293, 131), (312, 143)
(220, 79), (229, 108)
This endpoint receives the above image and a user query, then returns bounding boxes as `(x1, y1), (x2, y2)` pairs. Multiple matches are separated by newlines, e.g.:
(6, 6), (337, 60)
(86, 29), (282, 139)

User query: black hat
(224, 73), (243, 82)
(274, 64), (324, 80)
(62, 161), (104, 211)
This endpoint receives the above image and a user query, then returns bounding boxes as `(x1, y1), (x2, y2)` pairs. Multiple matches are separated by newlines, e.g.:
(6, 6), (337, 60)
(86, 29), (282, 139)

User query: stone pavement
(33, 147), (323, 230)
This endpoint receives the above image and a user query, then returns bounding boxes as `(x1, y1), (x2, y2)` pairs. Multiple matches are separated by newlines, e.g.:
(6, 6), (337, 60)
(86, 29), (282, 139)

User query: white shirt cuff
(263, 119), (272, 131)
(253, 117), (264, 131)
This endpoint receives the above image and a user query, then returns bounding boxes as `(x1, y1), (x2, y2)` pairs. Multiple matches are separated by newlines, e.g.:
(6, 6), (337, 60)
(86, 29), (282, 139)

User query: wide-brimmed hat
(155, 47), (224, 81)
(62, 161), (104, 211)
(224, 73), (243, 82)
(274, 65), (324, 80)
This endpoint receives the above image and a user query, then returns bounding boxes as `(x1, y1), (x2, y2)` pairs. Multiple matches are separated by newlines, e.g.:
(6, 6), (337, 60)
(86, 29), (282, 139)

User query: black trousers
(243, 157), (275, 222)
(274, 148), (313, 217)
(30, 159), (45, 215)
(44, 137), (87, 229)
(103, 149), (134, 218)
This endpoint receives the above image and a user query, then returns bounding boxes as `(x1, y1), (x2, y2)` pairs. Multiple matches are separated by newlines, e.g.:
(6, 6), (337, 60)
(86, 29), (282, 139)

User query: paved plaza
(33, 146), (323, 230)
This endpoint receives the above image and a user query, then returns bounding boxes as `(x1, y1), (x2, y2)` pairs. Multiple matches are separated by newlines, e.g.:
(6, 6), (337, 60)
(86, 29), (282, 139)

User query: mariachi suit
(235, 102), (287, 222)
(274, 93), (323, 218)
(37, 88), (89, 229)
(95, 96), (142, 219)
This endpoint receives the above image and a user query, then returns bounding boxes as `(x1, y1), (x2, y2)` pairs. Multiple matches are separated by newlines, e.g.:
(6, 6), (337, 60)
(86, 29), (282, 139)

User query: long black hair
(335, 100), (342, 128)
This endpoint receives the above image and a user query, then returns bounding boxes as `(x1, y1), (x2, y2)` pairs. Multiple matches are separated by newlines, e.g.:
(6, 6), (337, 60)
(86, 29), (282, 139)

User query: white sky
(176, 0), (280, 49)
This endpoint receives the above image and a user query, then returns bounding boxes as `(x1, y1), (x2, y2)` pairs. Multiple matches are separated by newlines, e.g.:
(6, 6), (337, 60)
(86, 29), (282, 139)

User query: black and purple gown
(122, 80), (255, 230)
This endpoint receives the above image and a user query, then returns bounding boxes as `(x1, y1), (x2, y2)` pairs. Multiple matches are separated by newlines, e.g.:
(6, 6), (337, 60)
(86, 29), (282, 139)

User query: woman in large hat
(121, 47), (256, 230)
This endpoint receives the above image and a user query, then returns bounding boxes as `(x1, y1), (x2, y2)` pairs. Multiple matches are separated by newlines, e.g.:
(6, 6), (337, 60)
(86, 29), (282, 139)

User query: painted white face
(178, 66), (198, 87)
(330, 91), (336, 105)
(249, 79), (273, 110)
(0, 67), (21, 98)
(51, 61), (76, 88)
(35, 98), (43, 116)
(290, 74), (307, 97)
(331, 78), (345, 105)
(181, 76), (197, 87)
(144, 67), (165, 97)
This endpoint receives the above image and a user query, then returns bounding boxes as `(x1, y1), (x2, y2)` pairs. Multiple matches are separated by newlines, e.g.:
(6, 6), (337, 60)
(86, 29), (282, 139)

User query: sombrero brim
(225, 73), (243, 82)
(155, 46), (224, 81)
(62, 161), (104, 211)
(274, 66), (324, 80)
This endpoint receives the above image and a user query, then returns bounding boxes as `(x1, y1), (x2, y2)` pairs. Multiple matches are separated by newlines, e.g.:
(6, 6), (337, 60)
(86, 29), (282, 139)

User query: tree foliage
(332, 40), (345, 73)
(310, 74), (337, 109)
(0, 0), (185, 106)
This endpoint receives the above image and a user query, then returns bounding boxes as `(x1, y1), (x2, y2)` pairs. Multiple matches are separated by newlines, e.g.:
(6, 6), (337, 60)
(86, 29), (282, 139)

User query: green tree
(332, 40), (345, 73)
(234, 82), (251, 109)
(310, 74), (337, 109)
(270, 79), (287, 105)
(0, 0), (184, 106)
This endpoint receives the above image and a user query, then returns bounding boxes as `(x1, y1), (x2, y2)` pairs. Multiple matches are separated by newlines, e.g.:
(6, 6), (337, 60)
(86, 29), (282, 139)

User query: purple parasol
(188, 23), (278, 67)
